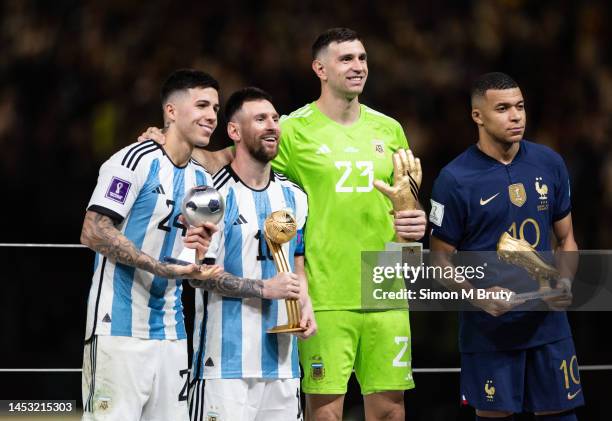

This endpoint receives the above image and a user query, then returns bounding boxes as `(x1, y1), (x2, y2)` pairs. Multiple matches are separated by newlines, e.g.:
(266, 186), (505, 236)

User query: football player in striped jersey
(80, 70), (299, 421)
(189, 87), (316, 421)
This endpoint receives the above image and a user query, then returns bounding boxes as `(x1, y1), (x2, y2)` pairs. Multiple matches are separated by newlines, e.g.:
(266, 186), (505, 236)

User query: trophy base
(267, 325), (306, 334)
(509, 288), (567, 303)
(385, 242), (423, 266)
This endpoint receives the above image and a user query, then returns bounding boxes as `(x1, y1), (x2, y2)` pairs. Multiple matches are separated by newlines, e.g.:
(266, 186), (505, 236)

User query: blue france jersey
(84, 141), (212, 340)
(430, 140), (572, 352)
(192, 165), (307, 380)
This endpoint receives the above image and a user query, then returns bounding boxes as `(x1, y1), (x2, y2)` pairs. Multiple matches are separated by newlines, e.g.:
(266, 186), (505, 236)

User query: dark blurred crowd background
(1, 0), (611, 419)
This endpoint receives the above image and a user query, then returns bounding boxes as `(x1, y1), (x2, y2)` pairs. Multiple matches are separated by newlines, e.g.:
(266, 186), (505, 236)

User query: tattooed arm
(80, 210), (295, 299)
(189, 275), (263, 298)
(189, 271), (300, 300)
(80, 210), (200, 279)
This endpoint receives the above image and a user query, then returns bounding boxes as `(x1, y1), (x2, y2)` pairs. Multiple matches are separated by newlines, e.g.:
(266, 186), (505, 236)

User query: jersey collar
(310, 102), (366, 131)
(224, 164), (275, 192)
(470, 140), (526, 166)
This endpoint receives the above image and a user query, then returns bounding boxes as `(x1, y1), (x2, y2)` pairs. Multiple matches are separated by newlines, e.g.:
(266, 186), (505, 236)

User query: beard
(245, 137), (278, 163)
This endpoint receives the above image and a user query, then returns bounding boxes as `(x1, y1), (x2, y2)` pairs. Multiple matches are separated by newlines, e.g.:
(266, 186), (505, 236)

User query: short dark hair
(160, 69), (219, 105)
(224, 87), (273, 121)
(471, 72), (519, 103)
(312, 27), (361, 59)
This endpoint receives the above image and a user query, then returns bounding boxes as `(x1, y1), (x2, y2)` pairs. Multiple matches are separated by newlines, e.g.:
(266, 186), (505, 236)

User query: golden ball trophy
(263, 209), (305, 334)
(374, 149), (423, 264)
(497, 232), (567, 303)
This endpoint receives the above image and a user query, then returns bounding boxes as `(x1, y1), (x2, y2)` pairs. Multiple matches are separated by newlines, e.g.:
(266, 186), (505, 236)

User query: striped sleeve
(87, 141), (161, 223)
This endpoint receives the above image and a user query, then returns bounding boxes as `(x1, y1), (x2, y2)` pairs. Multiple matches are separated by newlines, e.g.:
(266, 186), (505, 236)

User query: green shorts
(299, 309), (415, 395)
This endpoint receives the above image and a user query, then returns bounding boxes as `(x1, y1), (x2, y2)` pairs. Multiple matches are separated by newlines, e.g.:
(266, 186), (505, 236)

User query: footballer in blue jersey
(430, 73), (582, 420)
(188, 87), (316, 421)
(80, 70), (225, 421)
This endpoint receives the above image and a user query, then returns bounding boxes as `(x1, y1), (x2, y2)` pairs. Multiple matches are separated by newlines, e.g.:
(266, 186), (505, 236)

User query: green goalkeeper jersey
(272, 102), (410, 310)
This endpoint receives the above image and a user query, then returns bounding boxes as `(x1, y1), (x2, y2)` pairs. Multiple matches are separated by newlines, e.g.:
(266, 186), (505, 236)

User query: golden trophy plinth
(374, 149), (423, 262)
(264, 209), (305, 334)
(497, 232), (566, 302)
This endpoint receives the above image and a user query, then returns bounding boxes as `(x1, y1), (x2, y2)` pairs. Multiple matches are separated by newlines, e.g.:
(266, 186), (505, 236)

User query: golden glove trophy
(374, 149), (423, 264)
(497, 232), (567, 303)
(263, 209), (305, 334)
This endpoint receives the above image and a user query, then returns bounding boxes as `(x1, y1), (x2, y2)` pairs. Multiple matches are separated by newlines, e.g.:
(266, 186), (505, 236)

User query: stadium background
(0, 0), (610, 419)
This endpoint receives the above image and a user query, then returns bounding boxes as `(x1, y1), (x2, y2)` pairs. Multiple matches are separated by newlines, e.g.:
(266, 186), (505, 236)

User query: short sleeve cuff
(553, 206), (571, 222)
(431, 230), (459, 248)
(87, 205), (125, 224)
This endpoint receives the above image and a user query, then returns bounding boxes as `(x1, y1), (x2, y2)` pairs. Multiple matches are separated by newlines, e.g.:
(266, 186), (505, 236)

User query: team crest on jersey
(96, 397), (111, 411)
(206, 412), (219, 421)
(508, 183), (526, 207)
(372, 140), (385, 157)
(535, 177), (549, 211)
(484, 380), (496, 402)
(535, 177), (548, 200)
(310, 355), (325, 380)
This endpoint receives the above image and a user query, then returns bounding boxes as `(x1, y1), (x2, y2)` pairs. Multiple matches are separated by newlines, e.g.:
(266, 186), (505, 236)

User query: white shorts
(82, 335), (189, 421)
(188, 378), (302, 421)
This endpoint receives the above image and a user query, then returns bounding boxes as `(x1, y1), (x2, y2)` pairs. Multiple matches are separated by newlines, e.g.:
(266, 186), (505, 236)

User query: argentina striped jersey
(84, 140), (212, 341)
(192, 164), (307, 379)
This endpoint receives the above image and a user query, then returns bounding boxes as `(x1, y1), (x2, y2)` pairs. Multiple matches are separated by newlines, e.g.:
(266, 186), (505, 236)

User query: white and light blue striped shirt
(85, 141), (212, 341)
(192, 165), (307, 379)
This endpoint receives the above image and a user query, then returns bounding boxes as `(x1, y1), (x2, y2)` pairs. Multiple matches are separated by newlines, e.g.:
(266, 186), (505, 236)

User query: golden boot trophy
(497, 232), (567, 302)
(264, 209), (305, 334)
(374, 149), (423, 264)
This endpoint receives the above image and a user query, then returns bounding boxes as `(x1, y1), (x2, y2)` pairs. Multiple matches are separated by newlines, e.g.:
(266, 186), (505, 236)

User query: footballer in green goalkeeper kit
(272, 28), (427, 421)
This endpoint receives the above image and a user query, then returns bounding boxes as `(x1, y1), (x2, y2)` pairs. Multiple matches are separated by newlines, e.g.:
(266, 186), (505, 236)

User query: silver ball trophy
(181, 185), (225, 226)
(163, 185), (225, 266)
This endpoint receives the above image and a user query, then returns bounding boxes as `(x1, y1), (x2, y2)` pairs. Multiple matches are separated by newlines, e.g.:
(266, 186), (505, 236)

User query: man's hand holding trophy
(497, 232), (572, 308)
(162, 185), (224, 280)
(263, 209), (307, 334)
(374, 148), (424, 259)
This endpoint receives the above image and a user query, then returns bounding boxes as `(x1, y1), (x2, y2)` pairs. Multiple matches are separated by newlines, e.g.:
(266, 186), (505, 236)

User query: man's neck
(164, 129), (193, 167)
(316, 89), (361, 126)
(477, 135), (520, 165)
(231, 151), (270, 190)
(190, 148), (207, 168)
